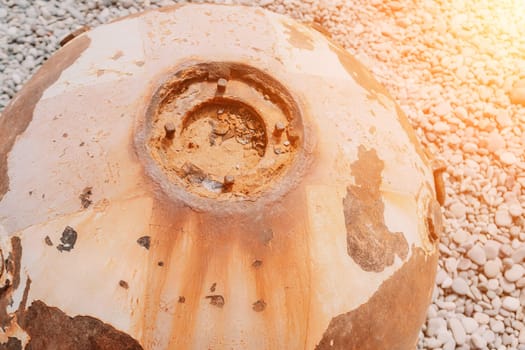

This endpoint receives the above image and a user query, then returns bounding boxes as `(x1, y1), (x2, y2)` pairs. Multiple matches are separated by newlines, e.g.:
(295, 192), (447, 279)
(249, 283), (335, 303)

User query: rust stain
(426, 199), (443, 243)
(315, 247), (438, 350)
(343, 146), (408, 272)
(282, 21), (314, 51)
(19, 300), (143, 350)
(0, 36), (90, 202)
(136, 183), (311, 349)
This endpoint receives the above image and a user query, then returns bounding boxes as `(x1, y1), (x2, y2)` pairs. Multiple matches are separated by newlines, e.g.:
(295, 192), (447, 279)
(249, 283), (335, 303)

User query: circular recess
(141, 62), (306, 203)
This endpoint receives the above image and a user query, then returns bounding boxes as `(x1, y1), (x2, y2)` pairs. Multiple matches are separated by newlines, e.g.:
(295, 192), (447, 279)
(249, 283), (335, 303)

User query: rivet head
(224, 175), (235, 186)
(217, 78), (228, 92)
(273, 122), (285, 137)
(164, 122), (176, 139)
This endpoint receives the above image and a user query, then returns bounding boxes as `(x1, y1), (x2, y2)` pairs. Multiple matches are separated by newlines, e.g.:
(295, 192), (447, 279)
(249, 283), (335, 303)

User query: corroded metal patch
(343, 146), (408, 272)
(315, 247), (438, 350)
(19, 300), (143, 350)
(137, 62), (311, 211)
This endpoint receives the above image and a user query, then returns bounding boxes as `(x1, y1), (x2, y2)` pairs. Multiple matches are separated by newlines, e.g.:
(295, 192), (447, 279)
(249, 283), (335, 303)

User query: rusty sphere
(0, 4), (441, 350)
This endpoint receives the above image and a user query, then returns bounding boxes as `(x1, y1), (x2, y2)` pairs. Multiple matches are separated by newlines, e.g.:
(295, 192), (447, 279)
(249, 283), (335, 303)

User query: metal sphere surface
(0, 4), (441, 350)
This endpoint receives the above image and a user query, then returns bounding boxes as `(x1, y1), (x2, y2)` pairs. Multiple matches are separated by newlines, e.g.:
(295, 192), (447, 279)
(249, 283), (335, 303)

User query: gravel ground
(2, 0), (525, 349)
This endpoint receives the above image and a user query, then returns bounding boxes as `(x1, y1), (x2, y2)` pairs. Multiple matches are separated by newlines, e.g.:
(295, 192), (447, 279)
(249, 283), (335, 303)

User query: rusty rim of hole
(136, 61), (313, 212)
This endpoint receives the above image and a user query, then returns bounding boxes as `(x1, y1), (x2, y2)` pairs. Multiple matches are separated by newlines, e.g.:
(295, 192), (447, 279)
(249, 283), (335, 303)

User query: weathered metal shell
(0, 4), (441, 349)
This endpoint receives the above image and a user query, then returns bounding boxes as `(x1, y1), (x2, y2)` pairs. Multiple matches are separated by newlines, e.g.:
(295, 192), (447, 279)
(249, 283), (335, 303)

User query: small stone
(427, 317), (447, 337)
(484, 260), (500, 278)
(434, 101), (452, 117)
(473, 312), (489, 324)
(484, 240), (501, 260)
(501, 296), (520, 311)
(496, 110), (512, 127)
(433, 121), (450, 133)
(504, 265), (524, 282)
(512, 246), (525, 263)
(448, 318), (466, 345)
(489, 319), (505, 333)
(486, 131), (505, 152)
(495, 208), (513, 227)
(471, 333), (487, 349)
(462, 142), (478, 153)
(467, 244), (486, 265)
(509, 203), (523, 217)
(452, 230), (468, 244)
(500, 152), (517, 165)
(450, 202), (467, 219)
(461, 317), (479, 334)
(451, 277), (470, 296)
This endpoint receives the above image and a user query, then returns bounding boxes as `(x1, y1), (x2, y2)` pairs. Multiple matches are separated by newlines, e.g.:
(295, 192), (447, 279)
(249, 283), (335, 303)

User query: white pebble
(484, 260), (500, 278)
(451, 277), (470, 296)
(504, 265), (524, 282)
(467, 244), (487, 265)
(495, 208), (513, 227)
(500, 152), (517, 165)
(502, 296), (520, 312)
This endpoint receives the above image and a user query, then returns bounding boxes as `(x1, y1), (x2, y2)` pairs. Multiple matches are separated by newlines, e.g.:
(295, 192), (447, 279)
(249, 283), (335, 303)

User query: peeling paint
(0, 36), (90, 202)
(343, 146), (408, 272)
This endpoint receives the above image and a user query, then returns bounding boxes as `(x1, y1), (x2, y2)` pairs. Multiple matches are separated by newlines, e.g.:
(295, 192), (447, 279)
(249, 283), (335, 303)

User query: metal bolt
(273, 122), (285, 137)
(224, 175), (235, 187)
(217, 78), (228, 93)
(164, 122), (176, 139)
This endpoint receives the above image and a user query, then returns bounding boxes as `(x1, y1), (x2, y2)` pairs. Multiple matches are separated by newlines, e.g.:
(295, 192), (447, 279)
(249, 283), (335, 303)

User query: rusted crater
(138, 62), (310, 210)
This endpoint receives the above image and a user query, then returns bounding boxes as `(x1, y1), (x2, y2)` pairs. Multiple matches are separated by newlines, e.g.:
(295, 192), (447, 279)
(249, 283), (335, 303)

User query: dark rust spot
(252, 299), (266, 312)
(44, 236), (53, 246)
(210, 283), (216, 292)
(282, 21), (314, 50)
(19, 300), (143, 350)
(0, 36), (90, 201)
(431, 159), (447, 206)
(315, 247), (438, 350)
(79, 186), (93, 209)
(59, 26), (90, 47)
(136, 236), (151, 250)
(426, 200), (443, 243)
(56, 226), (77, 252)
(157, 261), (164, 267)
(119, 280), (129, 289)
(343, 146), (408, 272)
(252, 260), (262, 268)
(178, 296), (185, 304)
(205, 295), (225, 308)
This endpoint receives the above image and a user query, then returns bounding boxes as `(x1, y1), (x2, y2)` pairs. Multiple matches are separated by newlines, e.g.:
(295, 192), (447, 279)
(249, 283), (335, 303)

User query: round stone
(502, 297), (520, 312)
(504, 265), (524, 282)
(500, 152), (517, 166)
(484, 260), (500, 278)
